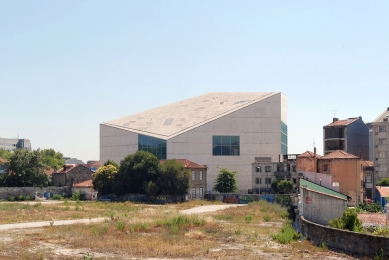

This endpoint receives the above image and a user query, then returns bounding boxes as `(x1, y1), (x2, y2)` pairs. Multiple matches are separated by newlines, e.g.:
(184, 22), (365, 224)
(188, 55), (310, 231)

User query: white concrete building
(100, 92), (287, 193)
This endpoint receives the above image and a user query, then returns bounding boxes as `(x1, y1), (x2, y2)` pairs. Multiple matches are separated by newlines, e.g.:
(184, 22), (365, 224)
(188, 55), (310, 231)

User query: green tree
(92, 164), (118, 195)
(144, 181), (159, 197)
(157, 159), (191, 196)
(271, 179), (279, 192)
(104, 159), (119, 171)
(114, 151), (159, 195)
(277, 180), (294, 194)
(213, 168), (238, 193)
(328, 209), (363, 232)
(377, 178), (389, 186)
(0, 149), (49, 187)
(0, 148), (12, 160)
(40, 149), (65, 169)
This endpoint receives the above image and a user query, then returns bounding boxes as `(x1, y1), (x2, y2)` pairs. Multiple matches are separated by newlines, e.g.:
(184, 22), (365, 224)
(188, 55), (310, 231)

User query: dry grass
(0, 200), (359, 259)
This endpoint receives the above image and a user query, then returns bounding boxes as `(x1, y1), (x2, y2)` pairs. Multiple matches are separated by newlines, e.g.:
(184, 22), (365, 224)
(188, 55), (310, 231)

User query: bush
(71, 191), (81, 201)
(17, 195), (25, 201)
(7, 196), (15, 202)
(328, 208), (363, 232)
(25, 195), (32, 201)
(272, 221), (300, 244)
(52, 194), (63, 200)
(355, 202), (382, 213)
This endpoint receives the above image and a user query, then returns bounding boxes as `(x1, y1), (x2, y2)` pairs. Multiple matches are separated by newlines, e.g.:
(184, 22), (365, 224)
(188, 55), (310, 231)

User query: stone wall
(0, 187), (69, 200)
(300, 216), (389, 256)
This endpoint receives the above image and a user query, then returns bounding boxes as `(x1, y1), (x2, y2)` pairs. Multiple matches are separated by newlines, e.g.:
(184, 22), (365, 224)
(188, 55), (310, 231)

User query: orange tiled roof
(376, 186), (389, 197)
(0, 157), (7, 163)
(358, 213), (386, 225)
(73, 179), (93, 187)
(298, 151), (322, 158)
(160, 159), (207, 169)
(362, 160), (373, 168)
(325, 117), (359, 127)
(45, 168), (55, 176)
(321, 150), (360, 159)
(86, 161), (100, 167)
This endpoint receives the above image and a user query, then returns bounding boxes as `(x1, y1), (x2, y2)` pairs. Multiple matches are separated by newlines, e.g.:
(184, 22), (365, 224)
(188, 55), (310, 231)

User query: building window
(265, 178), (271, 184)
(212, 136), (240, 156)
(380, 165), (387, 171)
(365, 175), (372, 183)
(255, 166), (261, 172)
(199, 171), (203, 180)
(265, 166), (271, 172)
(380, 152), (386, 158)
(192, 188), (196, 198)
(322, 164), (328, 171)
(199, 188), (203, 198)
(379, 126), (387, 132)
(292, 165), (296, 172)
(138, 134), (167, 159)
(192, 171), (195, 181)
(255, 178), (260, 185)
(379, 139), (387, 145)
(281, 121), (288, 155)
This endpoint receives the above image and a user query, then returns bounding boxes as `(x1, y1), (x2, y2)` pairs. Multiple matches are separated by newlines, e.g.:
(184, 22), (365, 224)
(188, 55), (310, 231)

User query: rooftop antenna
(312, 139), (315, 148)
(331, 110), (337, 118)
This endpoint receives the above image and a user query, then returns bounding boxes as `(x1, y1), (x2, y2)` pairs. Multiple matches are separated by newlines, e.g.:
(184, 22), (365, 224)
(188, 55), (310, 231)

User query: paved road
(181, 204), (247, 214)
(0, 218), (107, 231)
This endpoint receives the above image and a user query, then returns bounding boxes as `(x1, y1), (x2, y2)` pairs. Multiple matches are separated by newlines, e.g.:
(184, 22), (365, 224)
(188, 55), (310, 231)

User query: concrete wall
(317, 158), (363, 205)
(345, 118), (369, 160)
(300, 216), (389, 256)
(0, 187), (69, 200)
(168, 93), (285, 192)
(297, 157), (316, 173)
(300, 171), (334, 191)
(301, 188), (346, 225)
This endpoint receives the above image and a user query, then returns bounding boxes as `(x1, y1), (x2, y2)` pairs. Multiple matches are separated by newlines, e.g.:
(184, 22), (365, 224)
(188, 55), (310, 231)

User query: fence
(204, 193), (292, 205)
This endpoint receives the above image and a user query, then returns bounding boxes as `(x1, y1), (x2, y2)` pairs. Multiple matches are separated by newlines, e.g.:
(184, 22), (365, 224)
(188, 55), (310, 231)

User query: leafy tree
(213, 168), (238, 193)
(277, 180), (294, 194)
(144, 181), (159, 197)
(355, 202), (382, 213)
(0, 149), (49, 187)
(92, 164), (118, 195)
(157, 159), (191, 196)
(114, 151), (159, 195)
(271, 179), (279, 192)
(40, 148), (65, 169)
(104, 159), (119, 171)
(0, 148), (12, 160)
(328, 208), (363, 232)
(377, 178), (389, 186)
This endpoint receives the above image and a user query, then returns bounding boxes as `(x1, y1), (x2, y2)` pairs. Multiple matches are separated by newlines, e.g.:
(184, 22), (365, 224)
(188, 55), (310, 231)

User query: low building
(86, 160), (101, 172)
(362, 161), (374, 199)
(72, 180), (97, 200)
(160, 159), (207, 199)
(252, 154), (298, 194)
(300, 178), (349, 225)
(374, 186), (389, 209)
(52, 164), (93, 187)
(0, 157), (8, 174)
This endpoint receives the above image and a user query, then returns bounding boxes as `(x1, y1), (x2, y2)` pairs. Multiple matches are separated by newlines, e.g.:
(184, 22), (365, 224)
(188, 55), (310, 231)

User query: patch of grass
(272, 221), (300, 244)
(116, 222), (126, 231)
(263, 214), (271, 222)
(235, 229), (241, 235)
(244, 215), (252, 223)
(214, 214), (233, 221)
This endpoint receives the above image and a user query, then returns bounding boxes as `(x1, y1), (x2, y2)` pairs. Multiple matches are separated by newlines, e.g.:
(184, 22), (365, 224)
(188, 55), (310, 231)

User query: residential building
(64, 158), (85, 165)
(296, 150), (322, 189)
(374, 186), (389, 209)
(362, 160), (374, 199)
(101, 92), (287, 193)
(323, 117), (369, 160)
(372, 107), (389, 189)
(299, 178), (349, 225)
(52, 164), (94, 187)
(72, 180), (98, 200)
(0, 137), (31, 151)
(317, 150), (363, 206)
(252, 154), (298, 194)
(86, 160), (101, 172)
(160, 159), (207, 199)
(0, 157), (7, 174)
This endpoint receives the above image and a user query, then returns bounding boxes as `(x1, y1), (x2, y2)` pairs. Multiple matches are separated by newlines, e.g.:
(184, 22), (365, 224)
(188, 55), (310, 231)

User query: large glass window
(138, 134), (167, 159)
(281, 121), (288, 155)
(212, 136), (240, 156)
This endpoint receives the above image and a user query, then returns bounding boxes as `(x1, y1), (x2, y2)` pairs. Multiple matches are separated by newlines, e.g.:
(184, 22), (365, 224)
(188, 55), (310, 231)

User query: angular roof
(298, 151), (322, 158)
(159, 159), (207, 169)
(362, 160), (373, 168)
(102, 92), (279, 139)
(321, 150), (360, 159)
(86, 161), (100, 167)
(325, 117), (359, 127)
(372, 108), (389, 124)
(376, 186), (389, 197)
(73, 179), (93, 188)
(300, 178), (349, 200)
(55, 164), (92, 174)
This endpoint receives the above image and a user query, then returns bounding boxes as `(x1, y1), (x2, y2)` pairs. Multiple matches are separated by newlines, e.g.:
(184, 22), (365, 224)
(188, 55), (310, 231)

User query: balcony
(274, 171), (291, 179)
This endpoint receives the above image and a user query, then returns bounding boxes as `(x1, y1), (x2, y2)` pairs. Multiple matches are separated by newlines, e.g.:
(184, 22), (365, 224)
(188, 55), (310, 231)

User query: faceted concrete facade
(100, 92), (287, 193)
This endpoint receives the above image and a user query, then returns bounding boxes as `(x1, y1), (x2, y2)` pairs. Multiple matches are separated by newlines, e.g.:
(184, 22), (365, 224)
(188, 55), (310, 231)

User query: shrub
(245, 215), (253, 223)
(17, 195), (25, 201)
(7, 196), (15, 202)
(272, 221), (300, 244)
(25, 195), (32, 201)
(355, 202), (381, 213)
(328, 209), (363, 232)
(263, 215), (271, 222)
(71, 191), (81, 201)
(52, 194), (63, 200)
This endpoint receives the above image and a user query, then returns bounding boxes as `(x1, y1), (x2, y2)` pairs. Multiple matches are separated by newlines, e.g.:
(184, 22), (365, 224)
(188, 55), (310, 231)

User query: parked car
(98, 195), (117, 202)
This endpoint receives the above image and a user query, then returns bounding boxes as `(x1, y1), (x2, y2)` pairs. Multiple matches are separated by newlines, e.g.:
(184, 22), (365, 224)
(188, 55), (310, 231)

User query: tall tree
(104, 159), (119, 171)
(0, 148), (12, 160)
(115, 151), (159, 195)
(213, 168), (238, 193)
(40, 149), (65, 169)
(92, 164), (118, 195)
(1, 149), (49, 187)
(277, 180), (294, 193)
(157, 159), (191, 196)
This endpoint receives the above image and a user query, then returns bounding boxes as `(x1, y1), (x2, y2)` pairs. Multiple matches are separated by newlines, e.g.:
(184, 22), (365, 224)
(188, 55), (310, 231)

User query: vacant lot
(0, 200), (361, 259)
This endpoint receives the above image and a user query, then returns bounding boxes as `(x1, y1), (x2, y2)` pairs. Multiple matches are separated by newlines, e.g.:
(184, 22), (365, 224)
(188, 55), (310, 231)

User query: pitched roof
(321, 150), (360, 159)
(362, 160), (373, 168)
(325, 117), (359, 127)
(376, 186), (389, 197)
(0, 157), (7, 163)
(86, 161), (100, 167)
(102, 92), (280, 139)
(372, 108), (389, 123)
(358, 213), (386, 225)
(73, 179), (93, 188)
(298, 151), (322, 158)
(159, 159), (207, 169)
(55, 164), (92, 174)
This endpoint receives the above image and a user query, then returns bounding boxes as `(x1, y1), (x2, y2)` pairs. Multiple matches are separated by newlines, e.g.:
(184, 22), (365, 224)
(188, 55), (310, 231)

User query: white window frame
(192, 171), (195, 181)
(379, 126), (387, 132)
(199, 188), (203, 198)
(199, 171), (203, 180)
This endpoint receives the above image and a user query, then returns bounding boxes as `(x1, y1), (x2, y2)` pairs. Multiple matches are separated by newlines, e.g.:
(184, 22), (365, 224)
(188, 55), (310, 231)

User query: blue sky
(1, 1), (388, 162)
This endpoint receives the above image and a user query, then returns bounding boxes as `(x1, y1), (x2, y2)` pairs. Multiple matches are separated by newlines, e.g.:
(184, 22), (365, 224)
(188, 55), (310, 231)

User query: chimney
(333, 118), (339, 123)
(314, 147), (317, 173)
(387, 107), (389, 111)
(63, 165), (66, 171)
